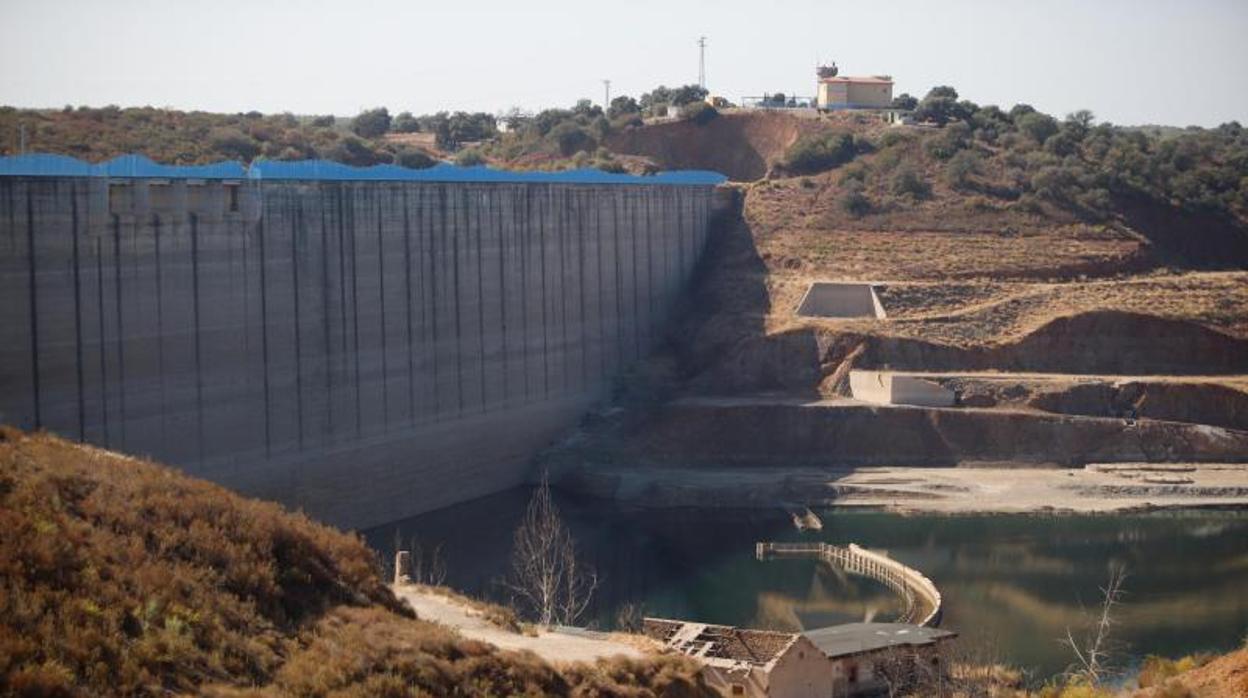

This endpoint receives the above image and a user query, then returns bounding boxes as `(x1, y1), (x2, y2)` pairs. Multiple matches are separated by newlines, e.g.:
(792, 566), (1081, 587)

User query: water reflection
(363, 489), (1248, 680)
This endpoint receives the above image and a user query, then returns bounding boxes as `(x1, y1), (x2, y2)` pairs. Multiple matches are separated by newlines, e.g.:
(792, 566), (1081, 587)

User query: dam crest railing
(755, 541), (943, 627)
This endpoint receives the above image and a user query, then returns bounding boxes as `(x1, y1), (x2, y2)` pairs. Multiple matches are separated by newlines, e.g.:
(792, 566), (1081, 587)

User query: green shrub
(350, 107), (392, 138)
(877, 129), (914, 149)
(396, 149), (437, 169)
(840, 182), (872, 216)
(681, 101), (719, 126)
(391, 111), (420, 133)
(839, 162), (869, 185)
(784, 130), (865, 174)
(454, 149), (486, 166)
(550, 122), (596, 156)
(1018, 111), (1059, 144)
(925, 122), (971, 160)
(890, 166), (931, 199)
(207, 127), (260, 162)
(945, 150), (982, 190)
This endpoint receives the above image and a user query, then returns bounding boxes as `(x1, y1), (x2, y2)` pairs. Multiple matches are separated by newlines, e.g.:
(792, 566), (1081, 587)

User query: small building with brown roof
(817, 75), (894, 110)
(644, 618), (956, 697)
(643, 618), (833, 697)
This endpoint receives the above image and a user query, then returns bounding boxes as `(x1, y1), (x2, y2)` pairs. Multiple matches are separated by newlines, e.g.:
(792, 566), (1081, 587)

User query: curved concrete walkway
(392, 584), (649, 664)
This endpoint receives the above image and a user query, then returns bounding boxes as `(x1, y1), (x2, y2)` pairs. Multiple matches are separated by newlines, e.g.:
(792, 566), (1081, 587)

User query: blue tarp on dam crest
(0, 153), (727, 185)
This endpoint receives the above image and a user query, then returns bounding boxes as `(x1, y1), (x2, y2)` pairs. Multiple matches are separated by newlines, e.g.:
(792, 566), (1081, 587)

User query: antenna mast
(697, 36), (707, 89)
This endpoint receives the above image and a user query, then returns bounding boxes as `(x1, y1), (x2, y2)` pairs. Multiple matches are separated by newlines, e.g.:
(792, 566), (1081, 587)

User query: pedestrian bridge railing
(755, 541), (943, 627)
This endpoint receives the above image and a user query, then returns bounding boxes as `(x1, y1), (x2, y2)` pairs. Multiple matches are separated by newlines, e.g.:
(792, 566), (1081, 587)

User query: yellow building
(817, 75), (894, 110)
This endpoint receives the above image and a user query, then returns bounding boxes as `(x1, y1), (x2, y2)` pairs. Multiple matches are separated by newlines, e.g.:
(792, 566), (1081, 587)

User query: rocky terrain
(548, 108), (1248, 514)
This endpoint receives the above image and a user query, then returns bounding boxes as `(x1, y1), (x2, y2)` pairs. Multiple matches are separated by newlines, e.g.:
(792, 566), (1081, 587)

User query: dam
(0, 155), (725, 528)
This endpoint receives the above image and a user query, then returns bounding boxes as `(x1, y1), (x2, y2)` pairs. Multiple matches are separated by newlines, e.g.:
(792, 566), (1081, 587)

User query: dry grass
(0, 427), (716, 697)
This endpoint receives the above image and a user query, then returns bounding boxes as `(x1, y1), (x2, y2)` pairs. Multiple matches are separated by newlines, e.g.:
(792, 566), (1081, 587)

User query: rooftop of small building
(820, 75), (894, 84)
(803, 623), (956, 658)
(642, 618), (798, 666)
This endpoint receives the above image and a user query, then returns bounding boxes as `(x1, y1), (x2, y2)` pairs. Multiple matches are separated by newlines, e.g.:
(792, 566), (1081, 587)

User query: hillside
(0, 427), (710, 697)
(0, 106), (441, 167)
(545, 104), (1248, 515)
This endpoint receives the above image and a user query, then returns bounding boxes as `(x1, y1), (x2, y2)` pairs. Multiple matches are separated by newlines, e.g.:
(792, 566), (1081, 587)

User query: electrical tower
(697, 36), (707, 90)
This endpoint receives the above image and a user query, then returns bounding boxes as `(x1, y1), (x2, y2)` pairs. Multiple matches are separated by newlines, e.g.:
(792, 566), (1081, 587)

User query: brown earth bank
(578, 399), (1248, 469)
(0, 427), (712, 697)
(605, 111), (829, 181)
(543, 111), (1248, 517)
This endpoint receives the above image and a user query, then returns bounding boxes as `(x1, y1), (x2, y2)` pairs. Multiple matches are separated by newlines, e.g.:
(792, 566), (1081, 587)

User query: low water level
(364, 489), (1248, 681)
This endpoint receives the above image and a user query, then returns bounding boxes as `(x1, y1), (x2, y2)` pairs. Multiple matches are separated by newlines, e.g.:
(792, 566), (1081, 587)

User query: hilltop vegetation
(0, 427), (711, 697)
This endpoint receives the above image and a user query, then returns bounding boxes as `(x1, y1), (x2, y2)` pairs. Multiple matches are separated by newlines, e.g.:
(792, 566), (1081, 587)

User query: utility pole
(603, 79), (611, 109)
(697, 36), (707, 90)
(19, 123), (26, 155)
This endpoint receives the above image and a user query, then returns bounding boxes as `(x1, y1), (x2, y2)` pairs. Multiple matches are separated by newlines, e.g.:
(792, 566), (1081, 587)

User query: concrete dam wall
(0, 174), (719, 528)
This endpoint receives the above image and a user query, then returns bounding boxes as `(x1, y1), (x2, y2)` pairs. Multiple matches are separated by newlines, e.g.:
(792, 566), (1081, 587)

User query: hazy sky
(2, 0), (1246, 127)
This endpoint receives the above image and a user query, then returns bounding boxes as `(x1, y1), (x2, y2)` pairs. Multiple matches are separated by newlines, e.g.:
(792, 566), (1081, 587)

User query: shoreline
(557, 463), (1248, 516)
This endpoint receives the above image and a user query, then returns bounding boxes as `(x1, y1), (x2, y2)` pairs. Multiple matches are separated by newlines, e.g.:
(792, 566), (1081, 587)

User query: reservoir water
(364, 488), (1248, 682)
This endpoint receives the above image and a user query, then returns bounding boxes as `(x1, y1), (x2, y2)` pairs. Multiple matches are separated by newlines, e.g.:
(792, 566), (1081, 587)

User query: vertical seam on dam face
(293, 202), (307, 450)
(71, 187), (85, 440)
(191, 213), (205, 465)
(111, 213), (126, 448)
(0, 177), (720, 528)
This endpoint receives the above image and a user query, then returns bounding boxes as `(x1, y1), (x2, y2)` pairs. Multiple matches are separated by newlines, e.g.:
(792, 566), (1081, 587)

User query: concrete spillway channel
(756, 541), (944, 627)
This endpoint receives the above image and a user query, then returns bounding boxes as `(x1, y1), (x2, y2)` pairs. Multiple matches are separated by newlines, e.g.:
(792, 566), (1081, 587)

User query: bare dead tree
(1061, 565), (1128, 687)
(395, 535), (448, 587)
(506, 472), (598, 627)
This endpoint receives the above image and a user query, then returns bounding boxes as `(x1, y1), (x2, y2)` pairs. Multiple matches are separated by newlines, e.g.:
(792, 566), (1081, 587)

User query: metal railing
(756, 541), (943, 627)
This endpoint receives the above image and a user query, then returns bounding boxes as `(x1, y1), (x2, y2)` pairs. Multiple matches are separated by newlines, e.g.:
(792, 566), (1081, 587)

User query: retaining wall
(0, 175), (719, 528)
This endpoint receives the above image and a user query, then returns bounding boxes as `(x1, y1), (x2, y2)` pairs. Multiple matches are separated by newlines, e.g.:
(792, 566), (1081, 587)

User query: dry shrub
(562, 654), (715, 697)
(1137, 653), (1212, 688)
(0, 428), (719, 697)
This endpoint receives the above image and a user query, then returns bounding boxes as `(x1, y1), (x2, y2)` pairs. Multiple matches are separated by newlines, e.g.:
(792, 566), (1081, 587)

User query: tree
(351, 107), (391, 138)
(505, 474), (598, 627)
(573, 99), (603, 118)
(914, 87), (968, 126)
(681, 101), (719, 126)
(607, 95), (639, 119)
(1018, 111), (1060, 144)
(670, 84), (709, 106)
(1061, 566), (1128, 688)
(639, 85), (673, 114)
(551, 122), (596, 157)
(392, 111), (420, 133)
(891, 93), (918, 110)
(1009, 103), (1037, 121)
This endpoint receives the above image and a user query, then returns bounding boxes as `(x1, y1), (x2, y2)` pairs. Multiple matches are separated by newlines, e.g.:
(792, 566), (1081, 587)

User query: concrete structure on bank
(796, 282), (887, 319)
(0, 164), (722, 528)
(849, 370), (956, 408)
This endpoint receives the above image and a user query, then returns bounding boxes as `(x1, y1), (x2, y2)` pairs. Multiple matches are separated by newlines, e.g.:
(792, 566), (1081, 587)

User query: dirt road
(391, 585), (648, 664)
